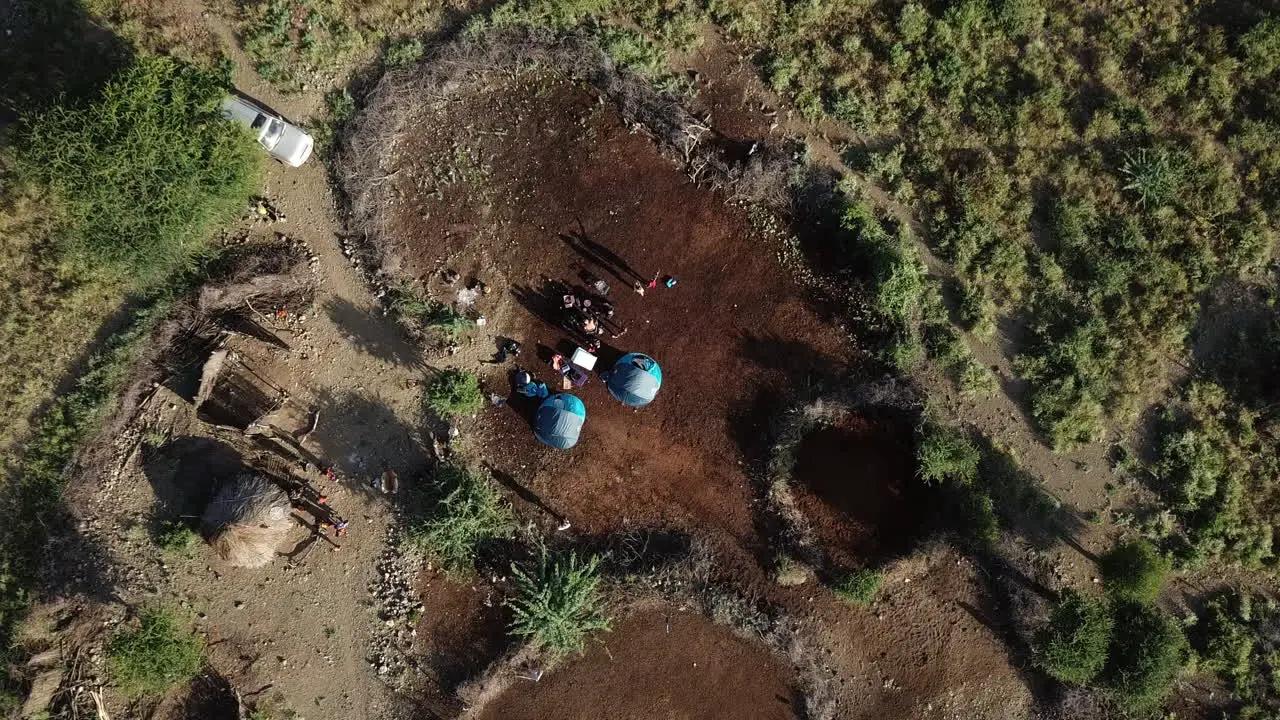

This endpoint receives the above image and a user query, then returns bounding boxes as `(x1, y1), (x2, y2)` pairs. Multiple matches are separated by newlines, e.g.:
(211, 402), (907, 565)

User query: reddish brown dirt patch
(379, 70), (859, 547)
(790, 414), (933, 570)
(477, 609), (800, 720)
(413, 569), (510, 714)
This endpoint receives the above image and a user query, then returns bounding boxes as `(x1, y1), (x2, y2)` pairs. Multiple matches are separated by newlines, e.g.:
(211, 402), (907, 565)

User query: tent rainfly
(201, 473), (292, 568)
(534, 393), (586, 449)
(604, 353), (662, 408)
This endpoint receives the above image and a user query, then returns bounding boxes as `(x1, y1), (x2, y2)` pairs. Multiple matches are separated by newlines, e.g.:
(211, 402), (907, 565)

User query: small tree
(507, 548), (611, 658)
(424, 369), (484, 418)
(1034, 590), (1114, 685)
(107, 609), (204, 698)
(1101, 601), (1187, 710)
(1101, 539), (1170, 603)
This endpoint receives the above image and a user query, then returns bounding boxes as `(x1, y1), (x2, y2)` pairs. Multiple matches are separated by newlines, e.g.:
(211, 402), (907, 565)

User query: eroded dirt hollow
(476, 605), (801, 720)
(791, 414), (938, 572)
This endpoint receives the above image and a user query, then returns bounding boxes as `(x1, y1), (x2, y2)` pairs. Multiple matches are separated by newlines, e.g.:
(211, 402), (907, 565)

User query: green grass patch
(423, 369), (484, 418)
(12, 55), (260, 287)
(507, 547), (611, 658)
(403, 464), (513, 573)
(156, 521), (201, 556)
(917, 423), (980, 485)
(107, 608), (204, 698)
(831, 568), (883, 606)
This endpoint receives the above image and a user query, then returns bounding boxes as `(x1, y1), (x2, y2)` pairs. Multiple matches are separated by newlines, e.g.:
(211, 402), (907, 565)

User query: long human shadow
(559, 228), (649, 286)
(323, 297), (423, 367)
(484, 462), (567, 526)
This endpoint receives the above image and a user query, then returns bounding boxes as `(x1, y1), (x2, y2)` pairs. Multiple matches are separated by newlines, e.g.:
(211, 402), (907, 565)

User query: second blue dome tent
(603, 353), (662, 408)
(533, 393), (586, 449)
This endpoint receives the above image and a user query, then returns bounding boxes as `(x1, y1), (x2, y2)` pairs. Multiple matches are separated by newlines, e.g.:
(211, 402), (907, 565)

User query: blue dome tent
(534, 393), (586, 449)
(604, 353), (662, 408)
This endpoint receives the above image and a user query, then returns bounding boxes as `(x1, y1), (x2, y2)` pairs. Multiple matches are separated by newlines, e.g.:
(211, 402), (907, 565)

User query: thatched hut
(201, 473), (292, 568)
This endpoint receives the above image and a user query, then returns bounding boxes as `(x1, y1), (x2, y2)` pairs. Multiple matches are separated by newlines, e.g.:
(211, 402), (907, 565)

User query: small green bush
(1100, 601), (1188, 710)
(507, 547), (611, 658)
(1034, 590), (1114, 685)
(13, 56), (260, 286)
(404, 464), (513, 573)
(1100, 539), (1170, 603)
(424, 369), (484, 418)
(832, 569), (883, 606)
(156, 521), (200, 555)
(1119, 148), (1185, 208)
(1200, 591), (1258, 699)
(107, 609), (204, 698)
(384, 37), (425, 67)
(917, 424), (980, 485)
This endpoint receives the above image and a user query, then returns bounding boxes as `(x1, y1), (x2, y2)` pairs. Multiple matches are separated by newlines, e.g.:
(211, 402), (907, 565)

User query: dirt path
(56, 9), (436, 717)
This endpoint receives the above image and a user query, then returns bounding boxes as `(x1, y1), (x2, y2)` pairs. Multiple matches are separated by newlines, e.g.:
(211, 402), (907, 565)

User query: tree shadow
(304, 388), (432, 484)
(972, 433), (1094, 558)
(323, 297), (423, 367)
(957, 551), (1068, 718)
(141, 436), (244, 524)
(0, 0), (131, 122)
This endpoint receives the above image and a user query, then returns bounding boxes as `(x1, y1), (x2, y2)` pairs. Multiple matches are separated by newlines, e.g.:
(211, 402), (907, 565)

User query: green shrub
(1100, 539), (1170, 603)
(1119, 148), (1185, 208)
(241, 0), (367, 92)
(1034, 590), (1114, 685)
(424, 369), (484, 418)
(917, 423), (980, 485)
(1200, 591), (1258, 699)
(12, 56), (260, 286)
(107, 609), (204, 698)
(1101, 601), (1187, 710)
(832, 569), (883, 606)
(1241, 17), (1280, 79)
(404, 464), (513, 573)
(507, 547), (611, 658)
(156, 521), (200, 556)
(393, 291), (474, 340)
(384, 37), (425, 67)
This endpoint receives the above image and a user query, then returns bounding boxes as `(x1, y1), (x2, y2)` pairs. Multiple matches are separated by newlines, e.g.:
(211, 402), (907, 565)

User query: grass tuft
(423, 369), (484, 418)
(832, 569), (883, 606)
(107, 609), (204, 698)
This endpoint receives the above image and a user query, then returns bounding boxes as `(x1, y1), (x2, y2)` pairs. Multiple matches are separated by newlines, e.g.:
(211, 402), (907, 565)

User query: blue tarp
(534, 393), (586, 449)
(604, 353), (662, 408)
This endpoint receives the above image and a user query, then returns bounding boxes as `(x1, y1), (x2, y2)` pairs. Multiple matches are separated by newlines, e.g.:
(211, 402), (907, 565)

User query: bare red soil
(476, 607), (800, 720)
(383, 71), (855, 547)
(790, 414), (934, 571)
(412, 569), (510, 714)
(367, 67), (1031, 718)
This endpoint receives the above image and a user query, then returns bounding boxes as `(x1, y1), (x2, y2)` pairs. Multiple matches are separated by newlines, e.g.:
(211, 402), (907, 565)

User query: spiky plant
(1120, 148), (1184, 208)
(507, 548), (611, 658)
